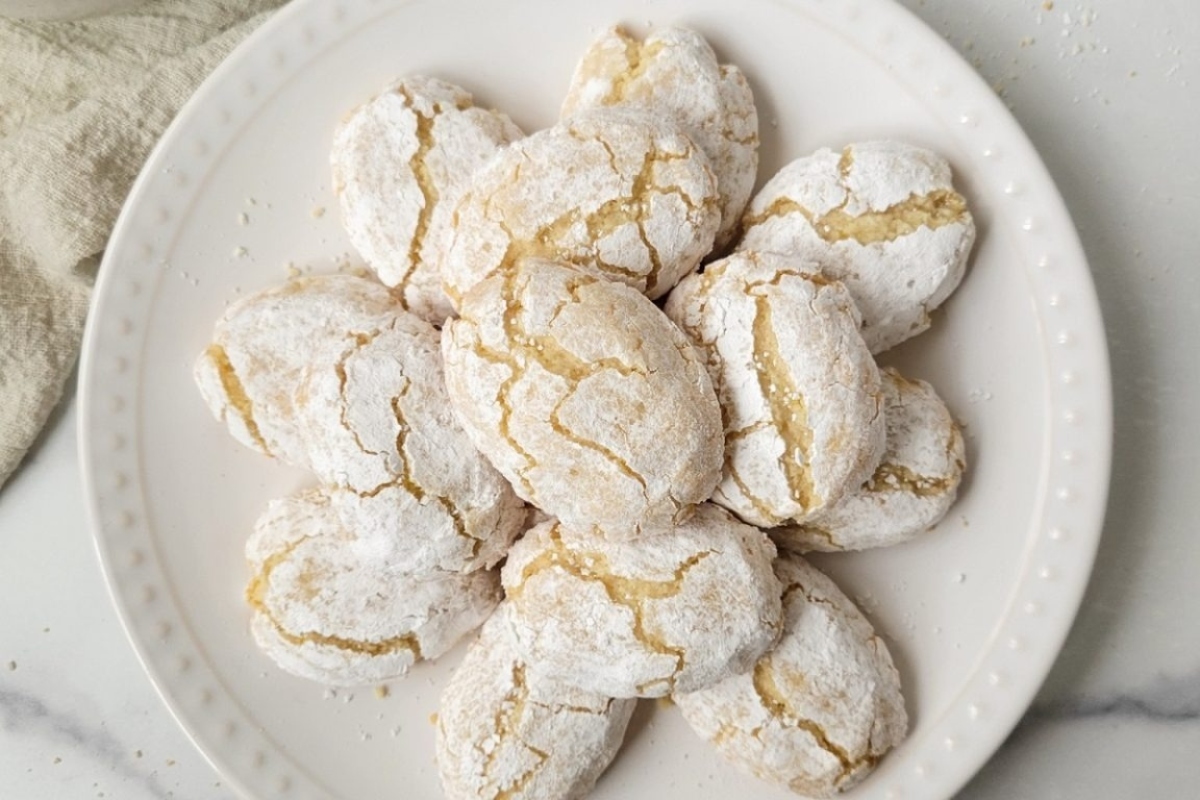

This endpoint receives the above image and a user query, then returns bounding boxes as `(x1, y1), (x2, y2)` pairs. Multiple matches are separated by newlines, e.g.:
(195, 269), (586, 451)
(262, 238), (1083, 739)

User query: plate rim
(77, 0), (1113, 798)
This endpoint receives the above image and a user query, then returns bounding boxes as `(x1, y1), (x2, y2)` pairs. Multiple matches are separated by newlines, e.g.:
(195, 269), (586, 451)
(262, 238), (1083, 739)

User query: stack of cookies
(195, 23), (973, 800)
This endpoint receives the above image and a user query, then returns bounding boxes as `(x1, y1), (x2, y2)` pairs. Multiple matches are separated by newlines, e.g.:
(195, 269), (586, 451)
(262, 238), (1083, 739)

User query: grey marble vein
(1029, 668), (1200, 724)
(0, 685), (173, 799)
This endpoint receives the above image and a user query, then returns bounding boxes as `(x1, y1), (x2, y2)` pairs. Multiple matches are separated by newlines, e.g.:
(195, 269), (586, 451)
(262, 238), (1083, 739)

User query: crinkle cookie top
(193, 275), (398, 465)
(665, 250), (885, 528)
(738, 140), (975, 353)
(776, 368), (966, 552)
(561, 26), (759, 249)
(674, 553), (907, 798)
(442, 258), (723, 536)
(295, 309), (525, 574)
(441, 107), (720, 306)
(245, 488), (500, 687)
(500, 506), (782, 698)
(332, 75), (523, 324)
(436, 606), (635, 800)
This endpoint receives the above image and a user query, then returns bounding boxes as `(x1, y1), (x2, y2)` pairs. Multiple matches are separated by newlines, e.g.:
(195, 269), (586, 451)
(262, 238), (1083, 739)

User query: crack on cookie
(459, 267), (658, 506)
(384, 385), (484, 558)
(750, 659), (876, 787)
(742, 184), (968, 248)
(205, 344), (271, 455)
(604, 30), (666, 105)
(865, 462), (957, 497)
(749, 290), (817, 515)
(247, 537), (423, 659)
(511, 524), (712, 693)
(783, 524), (839, 551)
(550, 389), (649, 499)
(722, 457), (782, 527)
(392, 84), (446, 307)
(332, 329), (389, 463)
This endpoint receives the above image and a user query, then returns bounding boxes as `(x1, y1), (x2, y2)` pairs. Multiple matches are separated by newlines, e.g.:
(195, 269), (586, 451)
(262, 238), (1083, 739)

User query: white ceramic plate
(78, 0), (1111, 798)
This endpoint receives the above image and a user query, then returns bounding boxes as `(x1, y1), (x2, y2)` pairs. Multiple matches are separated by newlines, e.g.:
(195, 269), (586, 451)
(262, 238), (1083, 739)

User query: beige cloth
(0, 0), (286, 488)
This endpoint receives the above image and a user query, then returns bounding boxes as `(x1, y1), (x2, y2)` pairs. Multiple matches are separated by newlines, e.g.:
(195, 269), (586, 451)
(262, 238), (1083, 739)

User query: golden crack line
(865, 463), (957, 496)
(484, 663), (552, 800)
(604, 31), (665, 104)
(388, 382), (425, 500)
(494, 746), (550, 800)
(790, 524), (839, 550)
(495, 269), (544, 500)
(394, 85), (441, 307)
(513, 525), (712, 692)
(727, 421), (770, 441)
(482, 663), (530, 783)
(751, 660), (874, 785)
(335, 329), (388, 461)
(466, 339), (539, 501)
(750, 292), (818, 513)
(474, 268), (649, 497)
(386, 385), (479, 553)
(527, 697), (611, 716)
(726, 462), (782, 527)
(549, 391), (648, 495)
(631, 146), (666, 295)
(246, 538), (422, 658)
(742, 190), (968, 247)
(206, 344), (271, 455)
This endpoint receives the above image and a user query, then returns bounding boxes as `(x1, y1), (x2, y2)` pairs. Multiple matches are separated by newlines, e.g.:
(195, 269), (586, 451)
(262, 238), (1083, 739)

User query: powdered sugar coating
(561, 26), (758, 249)
(674, 554), (907, 798)
(193, 275), (399, 465)
(442, 258), (723, 537)
(738, 140), (975, 353)
(294, 310), (524, 574)
(332, 76), (523, 323)
(776, 368), (967, 552)
(441, 108), (720, 306)
(245, 488), (500, 686)
(665, 250), (885, 528)
(436, 607), (636, 800)
(500, 506), (782, 699)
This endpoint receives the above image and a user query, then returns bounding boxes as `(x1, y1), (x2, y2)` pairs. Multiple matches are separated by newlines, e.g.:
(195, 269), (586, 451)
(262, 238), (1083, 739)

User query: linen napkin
(0, 0), (286, 489)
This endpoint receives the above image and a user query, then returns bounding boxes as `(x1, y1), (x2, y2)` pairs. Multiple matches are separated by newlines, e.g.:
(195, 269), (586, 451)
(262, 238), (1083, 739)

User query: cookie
(332, 76), (523, 323)
(737, 140), (975, 353)
(674, 554), (907, 798)
(441, 258), (723, 536)
(665, 250), (885, 528)
(500, 506), (782, 698)
(245, 488), (500, 686)
(295, 309), (525, 574)
(194, 275), (399, 465)
(441, 108), (720, 306)
(776, 368), (966, 552)
(561, 25), (758, 249)
(436, 606), (636, 800)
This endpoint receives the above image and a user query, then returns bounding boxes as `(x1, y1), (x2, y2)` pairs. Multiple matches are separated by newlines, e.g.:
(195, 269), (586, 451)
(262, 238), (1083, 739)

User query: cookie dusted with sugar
(561, 25), (758, 249)
(738, 140), (975, 353)
(776, 368), (966, 553)
(246, 488), (500, 686)
(194, 275), (398, 466)
(332, 76), (523, 323)
(436, 607), (636, 800)
(441, 108), (720, 306)
(295, 309), (525, 574)
(674, 553), (907, 798)
(665, 251), (885, 529)
(500, 506), (782, 698)
(442, 258), (723, 536)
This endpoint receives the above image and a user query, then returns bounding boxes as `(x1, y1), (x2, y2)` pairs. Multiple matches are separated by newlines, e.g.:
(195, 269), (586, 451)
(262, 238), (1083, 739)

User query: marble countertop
(2, 0), (1198, 797)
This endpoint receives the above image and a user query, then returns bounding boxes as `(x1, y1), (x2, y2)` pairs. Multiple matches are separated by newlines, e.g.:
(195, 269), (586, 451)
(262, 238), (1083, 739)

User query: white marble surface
(2, 0), (1198, 797)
